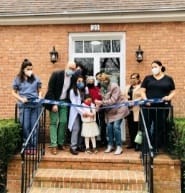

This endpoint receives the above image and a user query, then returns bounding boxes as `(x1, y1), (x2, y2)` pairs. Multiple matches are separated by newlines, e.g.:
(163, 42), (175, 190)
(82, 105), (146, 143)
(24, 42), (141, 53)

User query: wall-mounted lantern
(136, 45), (144, 63)
(50, 46), (58, 64)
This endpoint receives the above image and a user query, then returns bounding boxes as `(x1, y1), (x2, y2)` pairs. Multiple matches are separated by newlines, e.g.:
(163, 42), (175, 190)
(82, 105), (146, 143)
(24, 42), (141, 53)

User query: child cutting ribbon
(81, 94), (100, 154)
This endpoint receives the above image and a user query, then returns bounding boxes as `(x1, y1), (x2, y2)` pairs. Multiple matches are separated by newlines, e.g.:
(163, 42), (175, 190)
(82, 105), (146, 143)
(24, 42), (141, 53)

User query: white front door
(69, 32), (126, 141)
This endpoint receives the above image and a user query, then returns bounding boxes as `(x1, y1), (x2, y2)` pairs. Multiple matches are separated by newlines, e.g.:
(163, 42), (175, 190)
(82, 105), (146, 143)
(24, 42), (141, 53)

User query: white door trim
(69, 32), (126, 91)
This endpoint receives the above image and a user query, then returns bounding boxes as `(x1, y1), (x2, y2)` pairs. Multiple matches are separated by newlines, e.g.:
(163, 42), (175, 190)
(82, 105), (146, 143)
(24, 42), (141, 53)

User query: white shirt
(60, 73), (71, 100)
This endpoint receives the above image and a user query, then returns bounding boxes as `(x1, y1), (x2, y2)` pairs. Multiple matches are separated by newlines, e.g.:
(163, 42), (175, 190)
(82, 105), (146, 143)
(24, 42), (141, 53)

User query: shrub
(171, 118), (185, 193)
(0, 119), (21, 193)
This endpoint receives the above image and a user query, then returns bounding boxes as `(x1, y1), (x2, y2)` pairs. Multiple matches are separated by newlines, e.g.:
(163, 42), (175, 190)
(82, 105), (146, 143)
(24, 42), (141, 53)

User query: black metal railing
(139, 106), (174, 193)
(15, 104), (46, 193)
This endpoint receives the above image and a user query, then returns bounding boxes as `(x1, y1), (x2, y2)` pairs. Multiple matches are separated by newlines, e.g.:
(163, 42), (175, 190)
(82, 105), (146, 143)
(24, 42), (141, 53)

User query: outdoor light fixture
(136, 45), (144, 63)
(91, 40), (102, 46)
(50, 46), (58, 64)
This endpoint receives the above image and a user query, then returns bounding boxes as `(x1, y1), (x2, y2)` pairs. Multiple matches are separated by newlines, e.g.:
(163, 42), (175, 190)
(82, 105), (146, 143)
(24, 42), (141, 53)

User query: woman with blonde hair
(95, 73), (129, 155)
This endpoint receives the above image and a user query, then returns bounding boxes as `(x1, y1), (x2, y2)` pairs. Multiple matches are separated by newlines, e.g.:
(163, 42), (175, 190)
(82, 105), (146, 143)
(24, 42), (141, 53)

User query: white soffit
(0, 11), (185, 25)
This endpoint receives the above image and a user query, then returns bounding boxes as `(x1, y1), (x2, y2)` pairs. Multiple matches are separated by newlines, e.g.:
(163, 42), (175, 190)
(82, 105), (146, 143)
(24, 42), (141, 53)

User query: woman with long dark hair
(68, 75), (88, 155)
(12, 59), (42, 153)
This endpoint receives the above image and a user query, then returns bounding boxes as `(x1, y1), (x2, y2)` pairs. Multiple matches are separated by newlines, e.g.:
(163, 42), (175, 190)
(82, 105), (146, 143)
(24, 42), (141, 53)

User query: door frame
(68, 32), (126, 91)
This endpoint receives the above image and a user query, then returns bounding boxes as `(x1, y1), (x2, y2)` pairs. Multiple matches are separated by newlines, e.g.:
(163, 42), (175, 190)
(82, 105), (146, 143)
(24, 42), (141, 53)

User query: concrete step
(33, 168), (146, 191)
(30, 187), (148, 193)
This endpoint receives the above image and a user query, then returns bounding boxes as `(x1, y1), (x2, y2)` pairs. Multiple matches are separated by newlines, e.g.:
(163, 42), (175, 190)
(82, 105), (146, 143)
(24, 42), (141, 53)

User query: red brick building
(0, 0), (185, 119)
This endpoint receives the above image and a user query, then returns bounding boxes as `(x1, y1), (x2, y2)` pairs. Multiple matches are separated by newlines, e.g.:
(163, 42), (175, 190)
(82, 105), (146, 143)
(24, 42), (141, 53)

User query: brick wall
(0, 22), (184, 119)
(6, 157), (22, 193)
(153, 158), (181, 193)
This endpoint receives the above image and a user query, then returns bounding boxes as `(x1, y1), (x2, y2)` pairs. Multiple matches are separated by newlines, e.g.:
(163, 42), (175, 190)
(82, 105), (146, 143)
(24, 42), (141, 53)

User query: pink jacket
(101, 83), (129, 123)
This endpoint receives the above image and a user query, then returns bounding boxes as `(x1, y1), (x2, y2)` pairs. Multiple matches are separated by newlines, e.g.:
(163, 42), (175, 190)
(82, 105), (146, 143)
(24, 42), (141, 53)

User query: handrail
(15, 104), (46, 193)
(140, 108), (154, 193)
(140, 106), (173, 193)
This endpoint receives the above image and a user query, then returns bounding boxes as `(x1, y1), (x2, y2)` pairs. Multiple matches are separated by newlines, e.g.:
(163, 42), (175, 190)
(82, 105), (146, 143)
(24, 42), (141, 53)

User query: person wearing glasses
(45, 61), (77, 155)
(125, 73), (142, 151)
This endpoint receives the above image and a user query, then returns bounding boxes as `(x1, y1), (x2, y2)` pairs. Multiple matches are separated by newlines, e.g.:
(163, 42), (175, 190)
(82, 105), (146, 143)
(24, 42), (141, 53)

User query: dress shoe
(104, 145), (114, 153)
(51, 147), (57, 155)
(154, 148), (159, 155)
(70, 148), (78, 155)
(76, 146), (85, 152)
(114, 146), (123, 155)
(126, 145), (134, 149)
(135, 144), (140, 151)
(58, 144), (64, 150)
(92, 148), (98, 154)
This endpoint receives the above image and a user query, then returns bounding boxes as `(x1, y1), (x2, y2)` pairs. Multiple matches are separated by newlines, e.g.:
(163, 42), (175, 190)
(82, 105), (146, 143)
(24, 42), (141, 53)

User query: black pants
(126, 111), (139, 147)
(96, 110), (107, 145)
(142, 103), (170, 151)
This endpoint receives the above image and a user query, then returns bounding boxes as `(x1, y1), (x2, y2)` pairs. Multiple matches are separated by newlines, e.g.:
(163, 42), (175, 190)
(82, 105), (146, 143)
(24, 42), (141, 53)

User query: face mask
(76, 82), (84, 89)
(152, 67), (160, 75)
(25, 70), (33, 77)
(84, 100), (91, 106)
(66, 69), (74, 76)
(100, 81), (109, 88)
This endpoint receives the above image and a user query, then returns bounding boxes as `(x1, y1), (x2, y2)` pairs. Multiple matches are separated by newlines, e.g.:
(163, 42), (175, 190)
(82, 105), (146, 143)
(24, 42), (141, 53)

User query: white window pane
(112, 40), (120, 52)
(92, 40), (102, 53)
(100, 57), (120, 85)
(75, 41), (83, 53)
(74, 58), (94, 76)
(84, 41), (92, 53)
(103, 40), (111, 53)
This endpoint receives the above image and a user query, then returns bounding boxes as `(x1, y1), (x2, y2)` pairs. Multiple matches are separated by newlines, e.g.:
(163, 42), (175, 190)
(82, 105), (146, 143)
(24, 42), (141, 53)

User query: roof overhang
(0, 10), (185, 25)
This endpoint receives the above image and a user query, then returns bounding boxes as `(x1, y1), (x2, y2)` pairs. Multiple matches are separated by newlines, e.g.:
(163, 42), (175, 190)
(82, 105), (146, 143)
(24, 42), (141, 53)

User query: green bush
(0, 119), (21, 193)
(172, 118), (185, 160)
(172, 118), (185, 193)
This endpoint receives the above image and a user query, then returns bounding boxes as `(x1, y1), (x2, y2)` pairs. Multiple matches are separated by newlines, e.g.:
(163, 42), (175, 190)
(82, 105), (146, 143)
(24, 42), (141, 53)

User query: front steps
(7, 145), (181, 193)
(29, 146), (147, 193)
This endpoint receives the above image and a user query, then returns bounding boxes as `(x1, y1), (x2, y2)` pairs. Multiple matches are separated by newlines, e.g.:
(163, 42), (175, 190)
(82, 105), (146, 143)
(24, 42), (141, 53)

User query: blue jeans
(19, 104), (41, 148)
(106, 119), (123, 146)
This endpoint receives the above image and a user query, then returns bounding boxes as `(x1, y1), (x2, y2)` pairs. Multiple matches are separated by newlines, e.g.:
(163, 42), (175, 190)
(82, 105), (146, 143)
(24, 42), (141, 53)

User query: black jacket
(45, 70), (71, 110)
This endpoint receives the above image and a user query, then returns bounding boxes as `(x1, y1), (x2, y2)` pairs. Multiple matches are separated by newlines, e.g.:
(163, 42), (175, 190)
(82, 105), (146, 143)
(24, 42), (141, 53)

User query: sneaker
(114, 146), (123, 155)
(104, 145), (114, 153)
(85, 148), (92, 154)
(92, 148), (98, 154)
